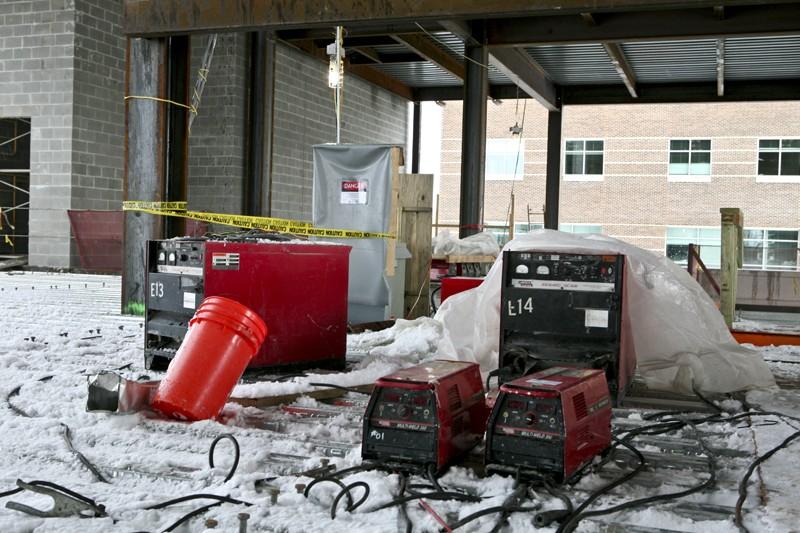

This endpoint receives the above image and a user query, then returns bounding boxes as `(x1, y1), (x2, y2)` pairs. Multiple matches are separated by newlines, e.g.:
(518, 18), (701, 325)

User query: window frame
(664, 226), (722, 269)
(667, 138), (712, 183)
(485, 138), (525, 181)
(742, 227), (800, 271)
(559, 223), (603, 234)
(756, 138), (800, 183)
(563, 138), (605, 182)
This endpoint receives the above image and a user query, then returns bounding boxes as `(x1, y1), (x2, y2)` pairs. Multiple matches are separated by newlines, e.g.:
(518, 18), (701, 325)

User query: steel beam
(487, 4), (800, 46)
(392, 34), (465, 80)
(348, 51), (424, 65)
(716, 39), (725, 97)
(123, 1), (800, 36)
(411, 101), (421, 174)
(488, 48), (559, 110)
(602, 42), (638, 98)
(544, 110), (561, 230)
(164, 35), (190, 238)
(123, 37), (167, 313)
(244, 31), (267, 216)
(458, 24), (488, 239)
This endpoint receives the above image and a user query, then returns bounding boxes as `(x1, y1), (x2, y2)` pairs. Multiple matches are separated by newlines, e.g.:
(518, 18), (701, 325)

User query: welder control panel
(155, 240), (204, 275)
(372, 388), (435, 429)
(493, 395), (563, 438)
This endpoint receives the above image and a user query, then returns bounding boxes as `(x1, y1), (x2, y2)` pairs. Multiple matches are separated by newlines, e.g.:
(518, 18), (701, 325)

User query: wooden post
(720, 208), (743, 327)
(399, 173), (433, 319)
(434, 194), (440, 236)
(384, 146), (403, 277)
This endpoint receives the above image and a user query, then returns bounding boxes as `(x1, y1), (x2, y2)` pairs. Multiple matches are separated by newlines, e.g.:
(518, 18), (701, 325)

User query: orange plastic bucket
(151, 296), (268, 421)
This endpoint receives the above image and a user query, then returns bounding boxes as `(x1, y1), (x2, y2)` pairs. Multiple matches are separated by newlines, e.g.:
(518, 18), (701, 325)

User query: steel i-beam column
(458, 24), (488, 238)
(245, 31), (268, 216)
(544, 110), (562, 229)
(123, 37), (168, 314)
(164, 35), (190, 237)
(411, 101), (421, 174)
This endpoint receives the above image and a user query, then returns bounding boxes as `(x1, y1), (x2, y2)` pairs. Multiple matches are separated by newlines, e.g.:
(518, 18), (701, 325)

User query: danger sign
(340, 179), (368, 204)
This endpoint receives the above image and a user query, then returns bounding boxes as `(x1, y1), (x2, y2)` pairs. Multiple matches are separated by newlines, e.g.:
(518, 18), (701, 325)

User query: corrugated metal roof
(725, 36), (800, 80)
(621, 40), (717, 83)
(369, 61), (462, 87)
(525, 44), (622, 85)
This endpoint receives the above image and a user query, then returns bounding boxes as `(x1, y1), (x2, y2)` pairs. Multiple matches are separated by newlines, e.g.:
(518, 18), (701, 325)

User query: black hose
(161, 501), (223, 533)
(208, 434), (240, 483)
(330, 481), (370, 519)
(6, 375), (53, 417)
(61, 423), (110, 484)
(0, 487), (23, 499)
(145, 493), (251, 510)
(430, 285), (441, 313)
(372, 489), (482, 512)
(304, 477), (355, 511)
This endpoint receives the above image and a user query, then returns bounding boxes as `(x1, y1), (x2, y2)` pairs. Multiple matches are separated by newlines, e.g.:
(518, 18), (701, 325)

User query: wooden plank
(384, 147), (402, 277)
(230, 384), (374, 408)
(719, 207), (743, 327)
(399, 173), (433, 319)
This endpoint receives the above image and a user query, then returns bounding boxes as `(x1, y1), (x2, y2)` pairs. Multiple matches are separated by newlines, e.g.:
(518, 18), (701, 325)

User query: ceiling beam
(351, 46), (382, 63)
(602, 43), (638, 98)
(290, 40), (414, 100)
(440, 19), (560, 110)
(486, 4), (800, 46)
(488, 48), (559, 110)
(123, 1), (800, 36)
(717, 39), (725, 96)
(349, 51), (425, 64)
(392, 34), (465, 80)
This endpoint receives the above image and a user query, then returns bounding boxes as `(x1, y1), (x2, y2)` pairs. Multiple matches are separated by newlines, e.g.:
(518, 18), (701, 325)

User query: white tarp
(435, 230), (776, 395)
(433, 230), (501, 257)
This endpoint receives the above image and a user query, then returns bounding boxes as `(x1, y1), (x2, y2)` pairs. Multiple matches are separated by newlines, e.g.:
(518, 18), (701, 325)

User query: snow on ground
(2, 271), (800, 532)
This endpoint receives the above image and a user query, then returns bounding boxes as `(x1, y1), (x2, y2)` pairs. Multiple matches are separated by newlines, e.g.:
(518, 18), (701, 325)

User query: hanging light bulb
(326, 27), (345, 89)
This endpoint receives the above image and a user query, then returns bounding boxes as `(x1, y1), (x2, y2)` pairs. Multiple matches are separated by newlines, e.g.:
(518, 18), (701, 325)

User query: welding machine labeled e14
(362, 360), (487, 473)
(485, 366), (612, 483)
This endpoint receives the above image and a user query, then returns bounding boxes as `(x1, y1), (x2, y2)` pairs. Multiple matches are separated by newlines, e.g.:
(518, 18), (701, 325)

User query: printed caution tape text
(122, 201), (394, 239)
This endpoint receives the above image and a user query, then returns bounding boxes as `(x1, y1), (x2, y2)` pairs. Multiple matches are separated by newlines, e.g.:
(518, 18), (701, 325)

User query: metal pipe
(411, 101), (421, 174)
(245, 31), (267, 216)
(544, 109), (562, 229)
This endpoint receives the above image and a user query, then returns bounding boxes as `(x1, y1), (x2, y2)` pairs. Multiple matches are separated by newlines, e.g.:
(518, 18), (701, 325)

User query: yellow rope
(124, 95), (197, 115)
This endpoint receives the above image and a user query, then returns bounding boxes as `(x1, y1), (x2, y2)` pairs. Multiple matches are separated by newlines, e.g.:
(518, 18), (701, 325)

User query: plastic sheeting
(432, 230), (501, 257)
(435, 230), (776, 394)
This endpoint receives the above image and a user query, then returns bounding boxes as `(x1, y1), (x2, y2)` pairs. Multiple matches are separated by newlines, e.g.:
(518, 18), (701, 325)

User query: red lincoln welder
(362, 360), (488, 473)
(485, 366), (612, 483)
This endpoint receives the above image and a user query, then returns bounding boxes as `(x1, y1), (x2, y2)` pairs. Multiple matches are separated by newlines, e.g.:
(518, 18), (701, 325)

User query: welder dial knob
(524, 412), (537, 426)
(399, 406), (411, 418)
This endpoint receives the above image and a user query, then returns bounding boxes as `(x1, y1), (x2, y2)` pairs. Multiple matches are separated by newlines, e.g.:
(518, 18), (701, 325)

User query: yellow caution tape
(122, 201), (394, 239)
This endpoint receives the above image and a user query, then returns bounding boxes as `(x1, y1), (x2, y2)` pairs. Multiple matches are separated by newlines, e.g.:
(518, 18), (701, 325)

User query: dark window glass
(743, 230), (764, 240)
(585, 140), (604, 151)
(759, 139), (780, 149)
(691, 152), (711, 164)
(670, 140), (690, 150)
(743, 243), (763, 267)
(585, 154), (603, 174)
(670, 152), (689, 164)
(780, 152), (800, 175)
(781, 139), (800, 149)
(758, 152), (779, 175)
(766, 241), (798, 268)
(692, 140), (711, 150)
(666, 244), (689, 264)
(767, 230), (799, 241)
(565, 153), (584, 175)
(566, 140), (583, 151)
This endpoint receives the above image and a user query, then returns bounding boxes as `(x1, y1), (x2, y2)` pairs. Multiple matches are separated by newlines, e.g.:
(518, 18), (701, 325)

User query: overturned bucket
(151, 296), (268, 421)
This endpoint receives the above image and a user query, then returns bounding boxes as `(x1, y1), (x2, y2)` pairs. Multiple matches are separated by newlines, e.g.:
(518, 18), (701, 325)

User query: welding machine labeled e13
(362, 360), (487, 473)
(485, 366), (612, 482)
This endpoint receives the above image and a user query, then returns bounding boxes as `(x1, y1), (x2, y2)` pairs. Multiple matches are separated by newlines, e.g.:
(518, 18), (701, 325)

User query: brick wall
(0, 0), (76, 267)
(439, 100), (800, 256)
(271, 42), (408, 220)
(187, 33), (247, 215)
(71, 0), (124, 212)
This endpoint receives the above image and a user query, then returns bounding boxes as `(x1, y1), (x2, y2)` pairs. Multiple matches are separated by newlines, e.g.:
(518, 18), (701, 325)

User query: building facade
(438, 100), (800, 271)
(0, 0), (408, 268)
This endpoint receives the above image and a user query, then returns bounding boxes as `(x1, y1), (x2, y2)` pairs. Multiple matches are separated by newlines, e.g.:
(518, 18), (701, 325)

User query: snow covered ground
(1, 271), (800, 532)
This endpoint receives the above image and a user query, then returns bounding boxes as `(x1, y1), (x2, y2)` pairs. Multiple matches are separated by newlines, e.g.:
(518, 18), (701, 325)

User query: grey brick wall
(71, 0), (124, 211)
(0, 0), (76, 267)
(187, 33), (247, 215)
(271, 43), (408, 220)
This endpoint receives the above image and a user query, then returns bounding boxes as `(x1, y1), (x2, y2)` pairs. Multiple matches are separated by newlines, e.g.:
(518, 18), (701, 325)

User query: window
(669, 139), (711, 180)
(665, 227), (721, 268)
(559, 223), (602, 234)
(514, 222), (544, 235)
(758, 139), (800, 182)
(565, 140), (604, 181)
(743, 229), (799, 271)
(485, 138), (524, 180)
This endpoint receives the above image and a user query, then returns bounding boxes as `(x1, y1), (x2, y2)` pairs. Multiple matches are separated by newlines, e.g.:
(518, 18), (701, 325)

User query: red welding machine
(485, 366), (612, 482)
(362, 360), (487, 473)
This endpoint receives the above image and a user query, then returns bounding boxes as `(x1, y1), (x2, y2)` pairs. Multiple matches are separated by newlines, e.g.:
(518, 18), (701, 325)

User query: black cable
(0, 487), (23, 499)
(304, 477), (355, 511)
(161, 501), (223, 533)
(330, 481), (370, 519)
(6, 375), (53, 417)
(145, 493), (251, 510)
(693, 387), (724, 414)
(307, 382), (370, 395)
(430, 284), (441, 313)
(208, 433), (240, 483)
(426, 464), (445, 493)
(371, 490), (482, 512)
(446, 504), (540, 531)
(61, 423), (110, 484)
(489, 483), (528, 533)
(734, 429), (800, 533)
(397, 474), (413, 533)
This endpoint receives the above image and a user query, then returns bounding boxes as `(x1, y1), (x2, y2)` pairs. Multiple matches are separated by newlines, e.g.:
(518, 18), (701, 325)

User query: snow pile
(433, 230), (500, 257)
(435, 230), (776, 394)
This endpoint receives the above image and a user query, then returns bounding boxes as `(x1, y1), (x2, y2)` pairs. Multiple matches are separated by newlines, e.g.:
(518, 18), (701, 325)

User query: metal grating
(526, 44), (621, 85)
(369, 61), (462, 87)
(621, 40), (717, 83)
(725, 36), (800, 80)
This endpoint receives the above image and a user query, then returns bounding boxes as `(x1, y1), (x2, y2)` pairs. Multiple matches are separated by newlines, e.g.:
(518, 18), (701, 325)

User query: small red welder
(485, 366), (612, 483)
(362, 360), (487, 473)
